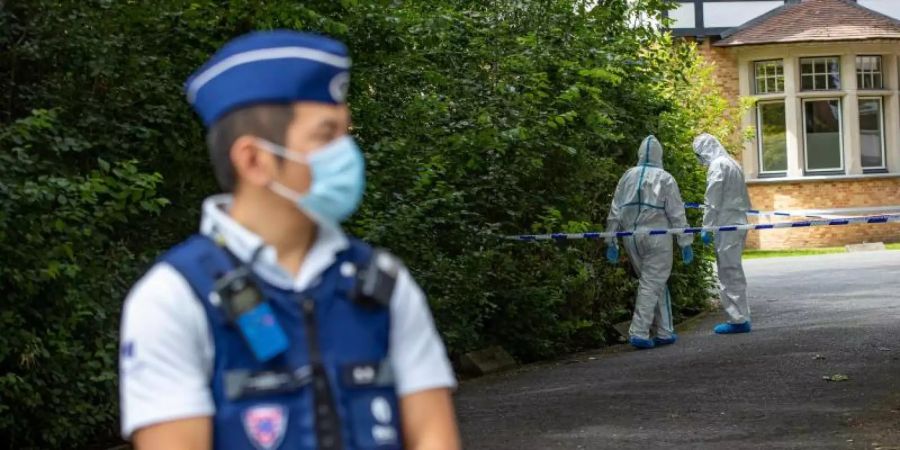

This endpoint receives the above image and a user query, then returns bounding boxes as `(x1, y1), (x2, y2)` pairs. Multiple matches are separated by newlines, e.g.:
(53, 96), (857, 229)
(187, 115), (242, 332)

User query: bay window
(747, 51), (897, 179)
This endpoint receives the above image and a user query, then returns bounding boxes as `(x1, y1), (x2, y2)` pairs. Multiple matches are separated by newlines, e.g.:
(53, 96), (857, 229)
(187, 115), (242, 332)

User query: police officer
(119, 31), (460, 450)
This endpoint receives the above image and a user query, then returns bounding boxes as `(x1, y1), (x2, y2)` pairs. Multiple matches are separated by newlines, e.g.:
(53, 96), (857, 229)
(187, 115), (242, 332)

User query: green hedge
(0, 1), (739, 448)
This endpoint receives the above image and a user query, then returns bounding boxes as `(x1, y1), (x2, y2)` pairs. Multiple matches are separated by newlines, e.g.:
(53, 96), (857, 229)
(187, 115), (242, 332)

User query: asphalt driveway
(456, 251), (900, 449)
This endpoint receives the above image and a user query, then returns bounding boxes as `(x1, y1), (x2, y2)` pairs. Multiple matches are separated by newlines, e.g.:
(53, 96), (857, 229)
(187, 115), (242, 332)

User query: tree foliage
(0, 1), (739, 448)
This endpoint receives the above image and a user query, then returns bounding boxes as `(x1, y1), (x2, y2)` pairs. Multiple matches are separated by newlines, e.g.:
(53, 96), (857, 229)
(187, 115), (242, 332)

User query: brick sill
(747, 172), (900, 185)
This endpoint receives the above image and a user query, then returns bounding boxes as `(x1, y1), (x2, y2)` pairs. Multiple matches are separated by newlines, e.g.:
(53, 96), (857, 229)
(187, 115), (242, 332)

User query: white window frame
(802, 97), (844, 173)
(753, 59), (784, 95)
(856, 55), (884, 90)
(858, 96), (887, 170)
(800, 56), (842, 91)
(756, 100), (788, 174)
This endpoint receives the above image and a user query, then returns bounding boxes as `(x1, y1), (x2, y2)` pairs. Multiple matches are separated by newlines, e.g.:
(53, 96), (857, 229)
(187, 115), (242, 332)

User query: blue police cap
(185, 30), (351, 127)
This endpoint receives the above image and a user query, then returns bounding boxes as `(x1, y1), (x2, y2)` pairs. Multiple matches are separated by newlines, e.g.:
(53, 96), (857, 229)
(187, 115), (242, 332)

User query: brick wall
(695, 40), (741, 107)
(694, 39), (744, 147)
(747, 177), (900, 249)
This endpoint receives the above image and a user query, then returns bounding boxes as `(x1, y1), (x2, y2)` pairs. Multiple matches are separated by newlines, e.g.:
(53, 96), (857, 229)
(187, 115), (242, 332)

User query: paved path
(457, 252), (900, 449)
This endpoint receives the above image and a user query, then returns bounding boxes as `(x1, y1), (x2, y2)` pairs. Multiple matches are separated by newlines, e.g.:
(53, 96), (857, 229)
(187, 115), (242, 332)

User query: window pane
(859, 99), (884, 168)
(801, 75), (814, 90)
(856, 56), (882, 89)
(815, 74), (827, 89)
(829, 60), (841, 87)
(754, 60), (783, 94)
(759, 102), (787, 172)
(801, 57), (840, 90)
(805, 99), (842, 171)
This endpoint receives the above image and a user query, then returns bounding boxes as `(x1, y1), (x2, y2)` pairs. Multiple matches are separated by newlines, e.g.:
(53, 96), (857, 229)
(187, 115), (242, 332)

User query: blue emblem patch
(242, 404), (288, 450)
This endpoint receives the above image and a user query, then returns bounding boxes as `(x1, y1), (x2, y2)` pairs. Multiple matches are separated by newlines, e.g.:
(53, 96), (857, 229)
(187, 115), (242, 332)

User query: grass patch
(743, 243), (900, 259)
(743, 247), (844, 259)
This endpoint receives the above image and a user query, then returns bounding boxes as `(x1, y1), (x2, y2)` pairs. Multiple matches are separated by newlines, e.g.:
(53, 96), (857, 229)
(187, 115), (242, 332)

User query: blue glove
(701, 230), (713, 245)
(681, 246), (694, 265)
(606, 245), (619, 264)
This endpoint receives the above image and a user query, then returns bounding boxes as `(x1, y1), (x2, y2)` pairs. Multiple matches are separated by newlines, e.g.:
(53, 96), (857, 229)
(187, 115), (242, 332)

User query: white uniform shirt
(119, 195), (456, 438)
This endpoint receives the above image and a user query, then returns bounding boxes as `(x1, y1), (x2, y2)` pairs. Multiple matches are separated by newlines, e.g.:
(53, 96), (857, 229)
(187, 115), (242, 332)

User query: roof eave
(716, 36), (900, 48)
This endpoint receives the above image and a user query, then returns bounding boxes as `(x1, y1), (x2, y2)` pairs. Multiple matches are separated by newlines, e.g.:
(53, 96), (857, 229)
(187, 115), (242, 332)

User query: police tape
(508, 213), (900, 242)
(683, 203), (831, 219)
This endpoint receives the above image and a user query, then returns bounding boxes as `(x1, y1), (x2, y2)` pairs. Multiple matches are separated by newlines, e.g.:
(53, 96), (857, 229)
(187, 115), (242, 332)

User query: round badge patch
(329, 72), (350, 102)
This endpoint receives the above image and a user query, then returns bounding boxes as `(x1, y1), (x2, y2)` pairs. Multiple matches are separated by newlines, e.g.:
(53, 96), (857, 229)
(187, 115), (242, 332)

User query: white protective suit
(693, 133), (752, 324)
(606, 136), (693, 340)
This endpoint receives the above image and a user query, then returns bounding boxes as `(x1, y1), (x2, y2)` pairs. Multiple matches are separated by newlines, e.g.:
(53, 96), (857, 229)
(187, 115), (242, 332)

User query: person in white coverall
(606, 135), (694, 350)
(693, 133), (753, 334)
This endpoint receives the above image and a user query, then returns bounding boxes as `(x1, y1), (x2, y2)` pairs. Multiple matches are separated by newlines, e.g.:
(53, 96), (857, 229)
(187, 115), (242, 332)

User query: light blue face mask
(257, 135), (365, 227)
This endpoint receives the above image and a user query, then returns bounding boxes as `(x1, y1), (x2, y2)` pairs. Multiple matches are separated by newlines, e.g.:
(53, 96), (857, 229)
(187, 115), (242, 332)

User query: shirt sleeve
(388, 268), (457, 396)
(119, 263), (215, 439)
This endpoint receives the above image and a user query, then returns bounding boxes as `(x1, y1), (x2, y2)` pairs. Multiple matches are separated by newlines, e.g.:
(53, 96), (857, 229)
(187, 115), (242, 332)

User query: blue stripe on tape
(505, 212), (900, 241)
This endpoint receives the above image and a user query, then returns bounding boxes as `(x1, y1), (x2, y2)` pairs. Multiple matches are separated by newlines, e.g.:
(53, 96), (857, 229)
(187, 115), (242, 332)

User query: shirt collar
(199, 194), (350, 291)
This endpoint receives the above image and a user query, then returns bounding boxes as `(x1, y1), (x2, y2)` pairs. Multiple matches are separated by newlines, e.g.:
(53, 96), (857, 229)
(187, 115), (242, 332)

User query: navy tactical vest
(162, 234), (402, 450)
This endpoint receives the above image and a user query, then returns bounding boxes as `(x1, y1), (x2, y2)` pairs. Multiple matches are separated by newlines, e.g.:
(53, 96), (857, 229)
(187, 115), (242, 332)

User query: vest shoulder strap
(159, 234), (235, 305)
(343, 238), (402, 308)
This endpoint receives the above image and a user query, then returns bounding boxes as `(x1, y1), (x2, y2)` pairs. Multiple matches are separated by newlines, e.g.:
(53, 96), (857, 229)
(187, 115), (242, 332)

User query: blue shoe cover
(629, 336), (656, 349)
(713, 322), (751, 334)
(653, 335), (678, 346)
